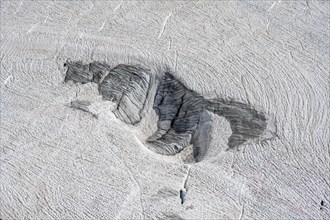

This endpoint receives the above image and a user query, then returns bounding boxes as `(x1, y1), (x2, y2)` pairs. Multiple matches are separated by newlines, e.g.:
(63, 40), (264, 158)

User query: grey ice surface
(1, 1), (329, 220)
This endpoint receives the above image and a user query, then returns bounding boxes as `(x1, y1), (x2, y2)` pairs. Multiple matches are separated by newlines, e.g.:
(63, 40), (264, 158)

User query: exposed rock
(89, 61), (111, 83)
(64, 63), (273, 161)
(207, 99), (267, 148)
(98, 64), (151, 125)
(64, 62), (151, 125)
(146, 72), (270, 161)
(64, 61), (111, 84)
(70, 100), (91, 112)
(146, 73), (208, 158)
(64, 61), (93, 84)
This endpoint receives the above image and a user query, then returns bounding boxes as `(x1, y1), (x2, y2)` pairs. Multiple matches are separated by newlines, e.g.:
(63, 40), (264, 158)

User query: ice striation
(64, 61), (110, 84)
(64, 62), (273, 162)
(99, 64), (150, 125)
(64, 61), (150, 125)
(146, 73), (268, 161)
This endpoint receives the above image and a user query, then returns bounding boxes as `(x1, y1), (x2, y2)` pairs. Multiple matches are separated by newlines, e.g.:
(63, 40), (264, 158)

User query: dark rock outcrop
(99, 64), (150, 124)
(64, 61), (150, 125)
(64, 61), (110, 84)
(64, 61), (273, 162)
(146, 73), (208, 158)
(146, 73), (268, 161)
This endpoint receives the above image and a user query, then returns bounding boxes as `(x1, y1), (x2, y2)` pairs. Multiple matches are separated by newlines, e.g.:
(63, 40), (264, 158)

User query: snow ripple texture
(1, 1), (329, 219)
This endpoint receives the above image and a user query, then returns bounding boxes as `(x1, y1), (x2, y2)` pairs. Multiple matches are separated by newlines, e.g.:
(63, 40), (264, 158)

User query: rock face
(64, 61), (151, 125)
(64, 61), (110, 84)
(146, 72), (268, 161)
(206, 99), (267, 148)
(146, 73), (208, 159)
(99, 64), (151, 125)
(2, 2), (327, 219)
(64, 62), (271, 161)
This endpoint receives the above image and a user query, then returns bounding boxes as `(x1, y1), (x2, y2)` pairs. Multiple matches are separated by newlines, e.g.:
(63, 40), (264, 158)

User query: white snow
(1, 1), (329, 219)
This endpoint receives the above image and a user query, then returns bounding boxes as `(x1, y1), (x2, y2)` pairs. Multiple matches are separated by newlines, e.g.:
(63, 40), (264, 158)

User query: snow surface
(1, 1), (329, 219)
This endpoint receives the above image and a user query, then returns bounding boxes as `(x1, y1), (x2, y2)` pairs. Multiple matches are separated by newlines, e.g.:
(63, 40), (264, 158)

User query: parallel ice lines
(64, 62), (150, 125)
(64, 61), (110, 84)
(174, 96), (206, 133)
(154, 74), (185, 122)
(89, 62), (111, 83)
(64, 61), (93, 83)
(99, 64), (150, 125)
(147, 73), (206, 156)
(207, 99), (267, 148)
(147, 72), (268, 159)
(64, 61), (270, 162)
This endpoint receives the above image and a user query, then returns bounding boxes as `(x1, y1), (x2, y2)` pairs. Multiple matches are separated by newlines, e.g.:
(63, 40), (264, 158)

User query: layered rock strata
(65, 61), (270, 161)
